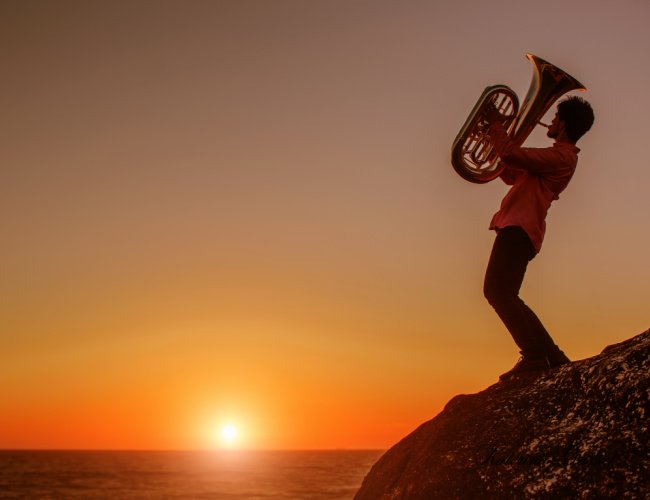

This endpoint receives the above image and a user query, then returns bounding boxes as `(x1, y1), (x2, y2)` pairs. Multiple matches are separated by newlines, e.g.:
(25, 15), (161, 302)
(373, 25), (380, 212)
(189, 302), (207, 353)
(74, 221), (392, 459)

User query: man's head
(550, 96), (594, 144)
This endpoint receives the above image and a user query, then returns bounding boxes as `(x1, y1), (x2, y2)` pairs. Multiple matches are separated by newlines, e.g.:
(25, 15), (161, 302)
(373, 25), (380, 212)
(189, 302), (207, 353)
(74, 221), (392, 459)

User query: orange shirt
(488, 123), (580, 253)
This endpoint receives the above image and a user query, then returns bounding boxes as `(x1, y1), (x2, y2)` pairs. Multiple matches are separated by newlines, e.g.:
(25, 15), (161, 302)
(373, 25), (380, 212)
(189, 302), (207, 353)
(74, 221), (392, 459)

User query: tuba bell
(451, 53), (586, 183)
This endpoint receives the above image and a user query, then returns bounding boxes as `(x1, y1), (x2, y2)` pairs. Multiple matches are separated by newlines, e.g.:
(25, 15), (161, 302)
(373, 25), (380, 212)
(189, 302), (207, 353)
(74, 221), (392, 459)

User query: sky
(1, 0), (649, 451)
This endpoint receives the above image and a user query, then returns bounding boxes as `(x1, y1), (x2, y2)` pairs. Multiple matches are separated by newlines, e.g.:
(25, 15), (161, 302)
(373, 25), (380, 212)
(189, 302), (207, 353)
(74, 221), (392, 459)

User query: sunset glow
(219, 425), (239, 446)
(1, 1), (649, 452)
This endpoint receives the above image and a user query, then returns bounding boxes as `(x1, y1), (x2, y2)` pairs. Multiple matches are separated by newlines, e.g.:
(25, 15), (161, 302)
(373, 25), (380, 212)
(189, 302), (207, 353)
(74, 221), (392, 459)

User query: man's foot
(547, 349), (571, 367)
(499, 350), (571, 381)
(499, 356), (550, 381)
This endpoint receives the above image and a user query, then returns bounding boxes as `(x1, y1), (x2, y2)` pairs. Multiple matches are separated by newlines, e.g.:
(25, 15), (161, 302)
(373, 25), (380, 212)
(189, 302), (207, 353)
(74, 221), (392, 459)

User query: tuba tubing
(451, 53), (586, 184)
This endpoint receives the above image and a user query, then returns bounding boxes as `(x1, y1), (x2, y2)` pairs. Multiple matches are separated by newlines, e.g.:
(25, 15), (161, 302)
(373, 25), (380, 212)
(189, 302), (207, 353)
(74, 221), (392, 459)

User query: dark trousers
(484, 226), (560, 359)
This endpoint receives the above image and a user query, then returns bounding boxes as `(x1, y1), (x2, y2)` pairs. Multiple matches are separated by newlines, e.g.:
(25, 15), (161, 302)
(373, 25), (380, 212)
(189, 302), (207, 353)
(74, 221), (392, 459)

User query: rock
(355, 329), (650, 499)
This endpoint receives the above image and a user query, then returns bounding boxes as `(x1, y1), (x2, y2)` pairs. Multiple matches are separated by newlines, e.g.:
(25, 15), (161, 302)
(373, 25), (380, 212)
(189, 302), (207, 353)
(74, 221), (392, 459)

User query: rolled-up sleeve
(488, 123), (569, 174)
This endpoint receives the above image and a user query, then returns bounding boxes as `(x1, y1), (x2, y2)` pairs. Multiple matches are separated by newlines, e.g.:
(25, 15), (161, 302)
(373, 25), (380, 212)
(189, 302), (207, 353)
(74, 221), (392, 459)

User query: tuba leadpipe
(451, 53), (586, 183)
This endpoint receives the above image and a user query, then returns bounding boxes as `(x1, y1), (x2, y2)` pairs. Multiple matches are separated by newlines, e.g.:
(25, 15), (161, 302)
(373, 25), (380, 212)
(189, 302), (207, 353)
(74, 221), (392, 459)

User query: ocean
(0, 450), (383, 499)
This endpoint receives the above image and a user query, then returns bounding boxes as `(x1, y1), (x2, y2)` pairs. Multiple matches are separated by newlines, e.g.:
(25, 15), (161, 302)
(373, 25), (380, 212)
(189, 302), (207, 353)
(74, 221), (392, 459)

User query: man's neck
(555, 130), (576, 146)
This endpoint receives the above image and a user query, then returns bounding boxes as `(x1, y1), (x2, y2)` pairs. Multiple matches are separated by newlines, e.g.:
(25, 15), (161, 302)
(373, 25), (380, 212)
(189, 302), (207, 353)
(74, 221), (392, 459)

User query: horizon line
(0, 447), (387, 452)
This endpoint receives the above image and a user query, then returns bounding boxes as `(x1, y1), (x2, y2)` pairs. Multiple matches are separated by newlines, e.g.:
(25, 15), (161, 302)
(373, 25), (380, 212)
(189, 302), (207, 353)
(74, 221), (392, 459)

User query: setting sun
(219, 424), (239, 447)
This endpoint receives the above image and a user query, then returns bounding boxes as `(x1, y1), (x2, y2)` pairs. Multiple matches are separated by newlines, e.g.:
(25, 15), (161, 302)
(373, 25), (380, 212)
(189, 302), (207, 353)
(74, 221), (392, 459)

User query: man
(483, 96), (595, 380)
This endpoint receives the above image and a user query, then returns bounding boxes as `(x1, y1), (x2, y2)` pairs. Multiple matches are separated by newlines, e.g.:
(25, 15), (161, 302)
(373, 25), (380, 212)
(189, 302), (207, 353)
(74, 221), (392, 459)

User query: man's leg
(483, 227), (568, 370)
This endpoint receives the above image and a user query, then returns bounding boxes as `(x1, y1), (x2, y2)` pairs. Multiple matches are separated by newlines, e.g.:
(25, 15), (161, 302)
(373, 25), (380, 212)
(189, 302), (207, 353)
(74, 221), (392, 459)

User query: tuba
(451, 53), (586, 183)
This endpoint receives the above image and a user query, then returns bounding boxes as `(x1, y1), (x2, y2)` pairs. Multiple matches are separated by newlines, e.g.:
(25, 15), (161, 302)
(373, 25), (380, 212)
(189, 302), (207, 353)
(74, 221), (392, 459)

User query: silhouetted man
(483, 96), (594, 380)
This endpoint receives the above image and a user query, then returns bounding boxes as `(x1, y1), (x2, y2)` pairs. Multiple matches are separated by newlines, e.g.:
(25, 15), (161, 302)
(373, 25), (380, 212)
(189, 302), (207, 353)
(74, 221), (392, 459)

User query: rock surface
(355, 329), (650, 499)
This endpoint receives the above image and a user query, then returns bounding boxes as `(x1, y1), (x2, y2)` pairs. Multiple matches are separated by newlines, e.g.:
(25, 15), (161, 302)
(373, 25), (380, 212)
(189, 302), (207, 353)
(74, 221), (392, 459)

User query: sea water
(0, 450), (383, 499)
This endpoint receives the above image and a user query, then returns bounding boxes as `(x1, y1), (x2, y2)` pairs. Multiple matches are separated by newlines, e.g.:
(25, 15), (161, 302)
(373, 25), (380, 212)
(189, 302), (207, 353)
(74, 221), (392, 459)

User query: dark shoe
(547, 349), (570, 367)
(499, 356), (550, 381)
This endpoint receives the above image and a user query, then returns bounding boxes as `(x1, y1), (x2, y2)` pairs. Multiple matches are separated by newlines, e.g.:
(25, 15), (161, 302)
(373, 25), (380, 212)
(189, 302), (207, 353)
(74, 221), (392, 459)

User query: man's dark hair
(557, 96), (594, 143)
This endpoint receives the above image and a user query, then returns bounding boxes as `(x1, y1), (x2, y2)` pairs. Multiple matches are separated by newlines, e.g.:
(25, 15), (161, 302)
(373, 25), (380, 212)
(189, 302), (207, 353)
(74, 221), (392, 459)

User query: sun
(219, 424), (239, 446)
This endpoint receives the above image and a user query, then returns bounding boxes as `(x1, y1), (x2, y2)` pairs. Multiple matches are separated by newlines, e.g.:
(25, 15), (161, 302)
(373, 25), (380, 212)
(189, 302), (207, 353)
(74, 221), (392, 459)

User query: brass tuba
(451, 53), (586, 183)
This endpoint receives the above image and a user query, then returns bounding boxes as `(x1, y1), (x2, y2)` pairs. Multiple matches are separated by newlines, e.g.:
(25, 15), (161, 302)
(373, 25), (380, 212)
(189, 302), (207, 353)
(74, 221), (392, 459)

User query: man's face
(547, 111), (562, 139)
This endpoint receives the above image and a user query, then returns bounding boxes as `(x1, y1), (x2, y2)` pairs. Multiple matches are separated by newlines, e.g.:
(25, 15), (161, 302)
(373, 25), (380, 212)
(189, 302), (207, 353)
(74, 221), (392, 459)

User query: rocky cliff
(355, 329), (650, 499)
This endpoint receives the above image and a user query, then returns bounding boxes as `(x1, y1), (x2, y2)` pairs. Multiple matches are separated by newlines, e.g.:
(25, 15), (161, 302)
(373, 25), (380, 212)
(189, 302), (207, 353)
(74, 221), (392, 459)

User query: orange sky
(2, 0), (649, 450)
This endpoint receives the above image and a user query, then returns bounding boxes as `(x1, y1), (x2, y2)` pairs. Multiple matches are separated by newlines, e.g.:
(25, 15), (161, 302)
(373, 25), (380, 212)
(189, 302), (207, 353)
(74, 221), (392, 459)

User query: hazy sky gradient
(2, 0), (649, 450)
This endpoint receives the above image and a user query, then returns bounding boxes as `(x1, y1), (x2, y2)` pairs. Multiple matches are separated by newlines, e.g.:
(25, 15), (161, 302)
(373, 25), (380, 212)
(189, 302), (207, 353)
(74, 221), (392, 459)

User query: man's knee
(484, 280), (512, 310)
